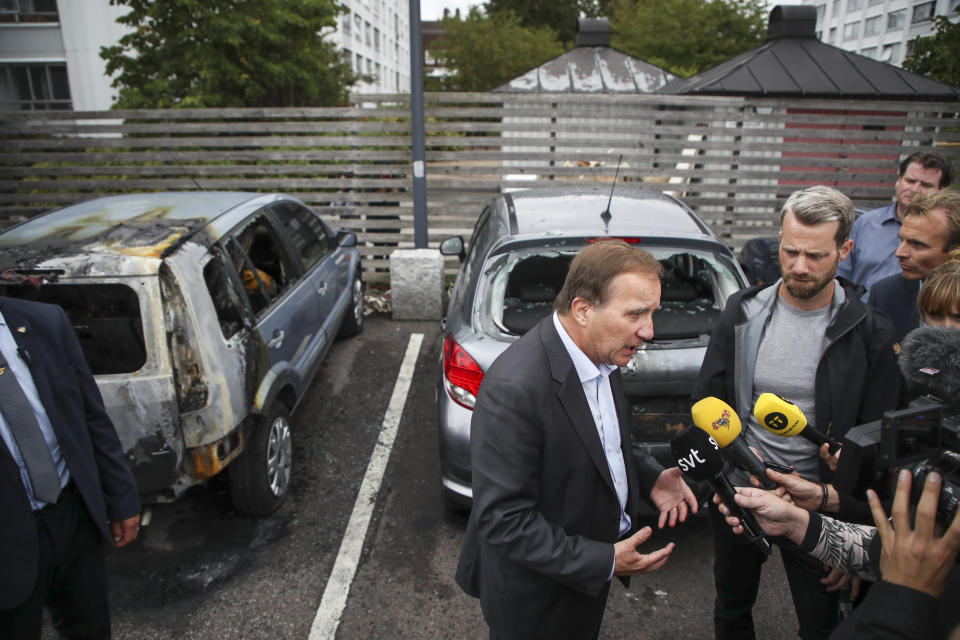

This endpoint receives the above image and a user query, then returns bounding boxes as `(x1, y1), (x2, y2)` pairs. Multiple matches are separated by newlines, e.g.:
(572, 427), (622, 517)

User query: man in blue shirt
(869, 189), (960, 342)
(837, 151), (952, 295)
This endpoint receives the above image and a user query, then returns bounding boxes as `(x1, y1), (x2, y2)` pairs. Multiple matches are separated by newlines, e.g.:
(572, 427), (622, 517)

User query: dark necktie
(0, 355), (61, 504)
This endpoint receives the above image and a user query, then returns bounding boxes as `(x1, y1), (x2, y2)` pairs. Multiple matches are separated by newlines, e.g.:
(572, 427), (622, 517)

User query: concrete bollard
(389, 249), (444, 320)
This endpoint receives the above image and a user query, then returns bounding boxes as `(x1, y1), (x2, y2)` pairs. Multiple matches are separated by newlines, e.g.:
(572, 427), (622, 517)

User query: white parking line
(308, 332), (424, 640)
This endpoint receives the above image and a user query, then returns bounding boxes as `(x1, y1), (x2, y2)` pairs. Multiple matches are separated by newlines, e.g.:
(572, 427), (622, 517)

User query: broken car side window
(271, 202), (332, 271)
(203, 252), (247, 339)
(227, 216), (295, 315)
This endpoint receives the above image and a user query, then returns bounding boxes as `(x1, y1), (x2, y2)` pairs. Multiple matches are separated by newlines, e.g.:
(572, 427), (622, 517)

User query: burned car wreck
(0, 192), (364, 516)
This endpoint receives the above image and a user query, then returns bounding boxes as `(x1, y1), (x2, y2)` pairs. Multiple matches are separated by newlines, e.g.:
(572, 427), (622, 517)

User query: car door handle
(268, 330), (284, 349)
(316, 283), (327, 296)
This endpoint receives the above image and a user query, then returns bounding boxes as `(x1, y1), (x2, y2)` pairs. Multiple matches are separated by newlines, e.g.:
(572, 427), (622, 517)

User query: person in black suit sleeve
(455, 240), (698, 640)
(0, 295), (140, 639)
(868, 276), (920, 343)
(869, 190), (960, 342)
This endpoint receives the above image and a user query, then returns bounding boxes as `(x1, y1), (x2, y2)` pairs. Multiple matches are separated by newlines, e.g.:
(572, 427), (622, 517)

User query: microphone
(691, 397), (776, 490)
(753, 393), (842, 455)
(899, 326), (960, 405)
(670, 426), (772, 557)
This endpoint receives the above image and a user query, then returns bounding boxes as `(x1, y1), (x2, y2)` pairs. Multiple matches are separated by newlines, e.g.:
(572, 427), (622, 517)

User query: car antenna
(600, 154), (622, 233)
(166, 148), (204, 191)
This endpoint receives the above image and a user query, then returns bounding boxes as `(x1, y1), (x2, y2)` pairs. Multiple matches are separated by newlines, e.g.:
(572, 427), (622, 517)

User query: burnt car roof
(502, 186), (714, 242)
(0, 191), (284, 274)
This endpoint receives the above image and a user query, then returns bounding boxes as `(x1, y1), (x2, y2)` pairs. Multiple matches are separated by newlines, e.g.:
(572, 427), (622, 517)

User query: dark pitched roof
(661, 5), (960, 99)
(494, 18), (677, 94)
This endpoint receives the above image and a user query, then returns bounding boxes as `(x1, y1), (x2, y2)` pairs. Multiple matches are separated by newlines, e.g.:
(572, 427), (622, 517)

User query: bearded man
(692, 185), (901, 640)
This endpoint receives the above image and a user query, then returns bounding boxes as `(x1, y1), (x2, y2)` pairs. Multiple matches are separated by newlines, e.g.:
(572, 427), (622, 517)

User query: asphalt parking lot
(46, 313), (797, 639)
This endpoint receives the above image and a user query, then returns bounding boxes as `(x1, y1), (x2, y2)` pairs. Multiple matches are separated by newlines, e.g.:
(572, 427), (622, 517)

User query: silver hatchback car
(437, 186), (748, 507)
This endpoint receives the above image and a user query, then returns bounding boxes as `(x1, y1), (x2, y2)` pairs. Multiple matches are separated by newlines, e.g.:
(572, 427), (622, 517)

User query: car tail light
(443, 334), (484, 410)
(589, 237), (642, 244)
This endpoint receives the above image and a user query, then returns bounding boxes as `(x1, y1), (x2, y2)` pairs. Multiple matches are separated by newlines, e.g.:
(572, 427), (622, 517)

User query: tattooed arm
(805, 514), (878, 581)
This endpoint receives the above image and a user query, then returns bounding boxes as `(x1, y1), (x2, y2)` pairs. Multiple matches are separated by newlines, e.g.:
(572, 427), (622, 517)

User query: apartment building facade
(330, 0), (411, 94)
(0, 0), (128, 110)
(802, 0), (960, 67)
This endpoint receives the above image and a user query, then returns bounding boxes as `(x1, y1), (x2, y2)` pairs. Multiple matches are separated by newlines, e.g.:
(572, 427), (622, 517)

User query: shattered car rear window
(1, 283), (146, 374)
(480, 245), (742, 343)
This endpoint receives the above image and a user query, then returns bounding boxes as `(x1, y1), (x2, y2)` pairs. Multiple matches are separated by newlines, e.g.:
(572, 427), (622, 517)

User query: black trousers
(709, 502), (839, 640)
(0, 486), (110, 640)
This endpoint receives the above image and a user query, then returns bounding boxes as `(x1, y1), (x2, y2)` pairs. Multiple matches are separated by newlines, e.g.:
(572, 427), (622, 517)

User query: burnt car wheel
(337, 274), (364, 337)
(229, 404), (293, 516)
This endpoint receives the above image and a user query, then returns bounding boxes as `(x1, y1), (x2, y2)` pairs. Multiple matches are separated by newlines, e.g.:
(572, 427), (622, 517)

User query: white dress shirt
(552, 312), (631, 537)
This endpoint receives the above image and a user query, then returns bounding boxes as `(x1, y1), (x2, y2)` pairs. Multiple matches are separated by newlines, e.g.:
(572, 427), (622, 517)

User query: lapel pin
(17, 326), (26, 333)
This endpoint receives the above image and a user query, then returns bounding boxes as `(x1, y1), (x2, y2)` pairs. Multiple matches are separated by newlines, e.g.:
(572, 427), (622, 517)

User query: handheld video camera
(835, 398), (959, 527)
(834, 326), (960, 528)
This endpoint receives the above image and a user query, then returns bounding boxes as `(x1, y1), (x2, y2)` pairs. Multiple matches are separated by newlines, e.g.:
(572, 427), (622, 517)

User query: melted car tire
(229, 404), (293, 517)
(337, 274), (364, 338)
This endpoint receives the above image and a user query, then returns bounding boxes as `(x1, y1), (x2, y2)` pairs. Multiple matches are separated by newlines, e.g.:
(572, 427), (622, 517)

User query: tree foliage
(427, 8), (564, 92)
(610, 0), (766, 78)
(483, 0), (613, 44)
(101, 0), (358, 108)
(903, 12), (960, 87)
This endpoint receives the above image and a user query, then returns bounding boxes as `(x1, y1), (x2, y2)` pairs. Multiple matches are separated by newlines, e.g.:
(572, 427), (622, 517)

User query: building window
(829, 26), (837, 43)
(0, 0), (58, 23)
(365, 21), (371, 46)
(887, 9), (905, 30)
(880, 42), (901, 61)
(832, 0), (840, 14)
(843, 21), (860, 40)
(815, 3), (825, 22)
(912, 2), (935, 23)
(0, 63), (72, 110)
(860, 46), (877, 58)
(343, 15), (351, 35)
(355, 53), (362, 72)
(864, 15), (881, 36)
(868, 0), (884, 4)
(847, 0), (862, 10)
(374, 27), (380, 52)
(354, 14), (362, 40)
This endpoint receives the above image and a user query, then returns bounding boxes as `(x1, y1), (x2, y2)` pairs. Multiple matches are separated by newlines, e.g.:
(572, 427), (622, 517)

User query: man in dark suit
(456, 240), (698, 640)
(0, 295), (141, 639)
(869, 190), (960, 342)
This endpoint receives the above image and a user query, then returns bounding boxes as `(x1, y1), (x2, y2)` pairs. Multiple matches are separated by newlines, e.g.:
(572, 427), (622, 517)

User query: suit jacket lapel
(0, 300), (58, 434)
(539, 318), (618, 498)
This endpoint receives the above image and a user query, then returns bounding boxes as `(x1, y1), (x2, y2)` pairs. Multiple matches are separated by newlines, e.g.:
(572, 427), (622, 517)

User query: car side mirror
(439, 236), (465, 262)
(337, 231), (358, 248)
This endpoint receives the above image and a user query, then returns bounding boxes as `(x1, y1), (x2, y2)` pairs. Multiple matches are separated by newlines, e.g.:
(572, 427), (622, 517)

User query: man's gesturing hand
(613, 526), (675, 576)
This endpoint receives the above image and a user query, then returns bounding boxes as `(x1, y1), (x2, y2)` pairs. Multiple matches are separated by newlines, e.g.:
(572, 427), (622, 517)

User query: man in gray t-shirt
(693, 185), (901, 640)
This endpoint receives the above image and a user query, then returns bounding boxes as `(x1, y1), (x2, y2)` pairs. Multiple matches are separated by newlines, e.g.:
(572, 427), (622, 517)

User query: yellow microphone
(753, 393), (842, 455)
(691, 397), (775, 489)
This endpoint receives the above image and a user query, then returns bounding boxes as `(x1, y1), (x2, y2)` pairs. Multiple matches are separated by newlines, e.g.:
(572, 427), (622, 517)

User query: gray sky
(418, 0), (774, 22)
(419, 0), (479, 21)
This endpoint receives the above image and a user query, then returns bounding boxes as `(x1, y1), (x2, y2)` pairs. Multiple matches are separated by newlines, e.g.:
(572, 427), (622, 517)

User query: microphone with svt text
(671, 426), (772, 556)
(753, 393), (842, 455)
(692, 397), (776, 490)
